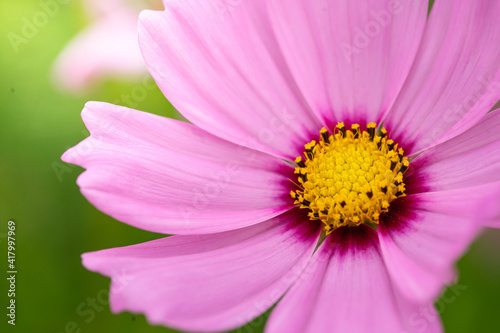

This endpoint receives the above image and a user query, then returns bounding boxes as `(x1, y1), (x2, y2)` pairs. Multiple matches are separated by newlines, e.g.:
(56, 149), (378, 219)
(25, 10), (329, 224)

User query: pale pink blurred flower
(63, 0), (500, 332)
(52, 0), (162, 93)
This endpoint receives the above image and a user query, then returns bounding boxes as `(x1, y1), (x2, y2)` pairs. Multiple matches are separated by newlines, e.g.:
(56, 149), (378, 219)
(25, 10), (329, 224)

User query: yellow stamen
(291, 122), (409, 235)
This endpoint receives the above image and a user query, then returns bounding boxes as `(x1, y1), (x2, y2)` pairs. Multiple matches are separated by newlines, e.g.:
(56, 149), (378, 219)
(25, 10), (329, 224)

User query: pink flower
(52, 0), (162, 93)
(62, 1), (500, 332)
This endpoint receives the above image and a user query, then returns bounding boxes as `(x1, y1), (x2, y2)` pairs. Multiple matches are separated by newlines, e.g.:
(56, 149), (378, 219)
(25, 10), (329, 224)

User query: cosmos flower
(62, 0), (500, 332)
(52, 0), (162, 93)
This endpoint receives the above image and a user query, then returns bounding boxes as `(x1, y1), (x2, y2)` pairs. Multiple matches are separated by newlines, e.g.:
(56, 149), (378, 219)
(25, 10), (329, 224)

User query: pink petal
(474, 183), (500, 228)
(82, 211), (321, 332)
(413, 109), (500, 192)
(267, 0), (427, 125)
(414, 181), (500, 228)
(379, 196), (480, 302)
(138, 2), (324, 160)
(412, 182), (500, 220)
(62, 102), (295, 235)
(385, 0), (500, 154)
(53, 9), (146, 93)
(266, 225), (443, 333)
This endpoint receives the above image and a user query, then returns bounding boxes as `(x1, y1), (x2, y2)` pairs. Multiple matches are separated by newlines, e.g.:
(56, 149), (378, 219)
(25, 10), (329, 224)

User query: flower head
(291, 123), (409, 233)
(63, 0), (500, 332)
(52, 0), (163, 93)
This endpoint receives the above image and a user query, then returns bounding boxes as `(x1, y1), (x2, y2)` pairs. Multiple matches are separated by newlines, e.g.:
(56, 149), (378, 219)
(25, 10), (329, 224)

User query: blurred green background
(1, 1), (499, 332)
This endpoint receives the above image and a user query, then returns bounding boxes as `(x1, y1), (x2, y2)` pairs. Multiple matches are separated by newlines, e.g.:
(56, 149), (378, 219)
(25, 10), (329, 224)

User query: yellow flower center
(291, 122), (409, 235)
